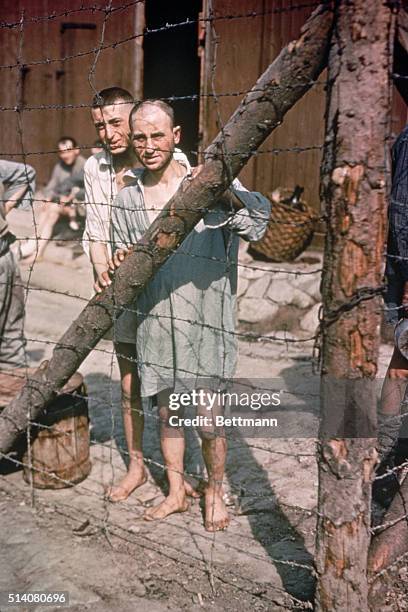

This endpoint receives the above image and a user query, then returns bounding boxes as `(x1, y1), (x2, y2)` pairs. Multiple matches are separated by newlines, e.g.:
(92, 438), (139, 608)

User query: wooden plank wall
(201, 0), (407, 224)
(0, 0), (140, 185)
(0, 1), (406, 195)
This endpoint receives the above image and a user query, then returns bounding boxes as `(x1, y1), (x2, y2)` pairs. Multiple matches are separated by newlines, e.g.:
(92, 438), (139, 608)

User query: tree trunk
(314, 1), (395, 611)
(0, 4), (333, 454)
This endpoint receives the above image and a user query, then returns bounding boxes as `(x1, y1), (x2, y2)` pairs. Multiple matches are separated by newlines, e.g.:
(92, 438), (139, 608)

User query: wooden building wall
(0, 0), (142, 185)
(0, 0), (406, 212)
(199, 0), (408, 220)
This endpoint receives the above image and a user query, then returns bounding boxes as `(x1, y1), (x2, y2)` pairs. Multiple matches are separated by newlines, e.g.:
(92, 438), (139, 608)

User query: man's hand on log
(93, 249), (129, 293)
(94, 269), (112, 294)
(188, 165), (203, 180)
(110, 248), (129, 270)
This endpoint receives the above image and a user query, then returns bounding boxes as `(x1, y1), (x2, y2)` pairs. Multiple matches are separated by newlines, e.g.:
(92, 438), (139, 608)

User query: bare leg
(105, 342), (147, 502)
(198, 395), (229, 531)
(144, 390), (189, 520)
(67, 201), (80, 230)
(202, 434), (229, 532)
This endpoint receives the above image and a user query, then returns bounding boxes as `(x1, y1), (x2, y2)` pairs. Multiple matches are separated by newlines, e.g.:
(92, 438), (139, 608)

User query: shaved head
(130, 99), (175, 129)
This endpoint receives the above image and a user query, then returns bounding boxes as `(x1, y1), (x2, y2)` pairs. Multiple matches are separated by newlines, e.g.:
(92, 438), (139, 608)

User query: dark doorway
(143, 0), (201, 165)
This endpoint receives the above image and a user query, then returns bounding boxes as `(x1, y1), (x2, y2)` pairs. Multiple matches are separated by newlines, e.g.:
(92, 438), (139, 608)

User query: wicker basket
(248, 187), (318, 262)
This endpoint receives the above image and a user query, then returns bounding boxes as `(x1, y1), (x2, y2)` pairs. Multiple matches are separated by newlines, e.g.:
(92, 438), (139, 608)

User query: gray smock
(111, 169), (270, 398)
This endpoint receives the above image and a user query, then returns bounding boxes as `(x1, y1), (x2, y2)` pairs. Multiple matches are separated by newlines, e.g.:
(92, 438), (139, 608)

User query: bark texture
(315, 1), (395, 611)
(0, 4), (333, 454)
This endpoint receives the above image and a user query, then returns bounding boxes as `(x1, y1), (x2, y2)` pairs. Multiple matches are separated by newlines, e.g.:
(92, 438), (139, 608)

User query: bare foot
(184, 479), (203, 498)
(204, 488), (230, 532)
(105, 463), (147, 502)
(144, 490), (189, 521)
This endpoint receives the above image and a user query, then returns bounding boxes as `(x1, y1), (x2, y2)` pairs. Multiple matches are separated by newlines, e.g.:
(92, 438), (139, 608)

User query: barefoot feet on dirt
(204, 487), (230, 532)
(184, 480), (202, 498)
(144, 490), (189, 521)
(105, 463), (147, 502)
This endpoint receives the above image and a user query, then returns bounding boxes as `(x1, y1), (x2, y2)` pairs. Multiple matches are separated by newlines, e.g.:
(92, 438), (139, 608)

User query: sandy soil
(0, 209), (407, 611)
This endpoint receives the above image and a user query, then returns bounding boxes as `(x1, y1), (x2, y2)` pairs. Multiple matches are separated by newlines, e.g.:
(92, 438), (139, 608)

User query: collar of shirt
(133, 156), (192, 195)
(96, 150), (139, 178)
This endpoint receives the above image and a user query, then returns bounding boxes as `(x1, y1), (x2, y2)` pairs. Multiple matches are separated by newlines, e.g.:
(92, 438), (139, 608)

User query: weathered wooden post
(315, 1), (396, 610)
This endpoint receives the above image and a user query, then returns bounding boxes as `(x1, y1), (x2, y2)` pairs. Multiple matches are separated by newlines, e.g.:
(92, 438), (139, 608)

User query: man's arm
(0, 160), (36, 212)
(83, 160), (111, 292)
(90, 242), (112, 293)
(91, 190), (135, 292)
(3, 184), (30, 215)
(215, 180), (271, 242)
(189, 167), (270, 241)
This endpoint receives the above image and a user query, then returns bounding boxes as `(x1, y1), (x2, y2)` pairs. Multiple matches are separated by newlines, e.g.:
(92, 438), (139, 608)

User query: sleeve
(70, 167), (85, 201)
(387, 131), (408, 281)
(82, 160), (107, 258)
(0, 160), (36, 210)
(226, 189), (271, 241)
(203, 180), (271, 242)
(173, 148), (192, 173)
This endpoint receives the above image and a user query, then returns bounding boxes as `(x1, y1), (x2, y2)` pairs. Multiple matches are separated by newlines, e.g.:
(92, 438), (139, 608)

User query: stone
(245, 275), (271, 299)
(300, 303), (321, 333)
(267, 280), (314, 309)
(238, 297), (278, 323)
(237, 276), (249, 297)
(295, 273), (322, 301)
(239, 263), (269, 281)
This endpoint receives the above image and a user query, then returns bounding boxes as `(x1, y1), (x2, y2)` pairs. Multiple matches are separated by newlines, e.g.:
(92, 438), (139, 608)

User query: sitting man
(0, 160), (35, 368)
(21, 136), (85, 263)
(105, 100), (271, 531)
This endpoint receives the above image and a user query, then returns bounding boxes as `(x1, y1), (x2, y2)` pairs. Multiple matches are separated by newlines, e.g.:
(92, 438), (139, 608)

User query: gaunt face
(131, 105), (181, 172)
(91, 102), (133, 155)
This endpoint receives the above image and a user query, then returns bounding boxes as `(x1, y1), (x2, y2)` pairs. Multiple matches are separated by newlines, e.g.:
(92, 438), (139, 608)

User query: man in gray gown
(107, 100), (270, 531)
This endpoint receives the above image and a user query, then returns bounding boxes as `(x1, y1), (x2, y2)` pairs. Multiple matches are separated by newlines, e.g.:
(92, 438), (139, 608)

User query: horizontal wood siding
(0, 0), (139, 185)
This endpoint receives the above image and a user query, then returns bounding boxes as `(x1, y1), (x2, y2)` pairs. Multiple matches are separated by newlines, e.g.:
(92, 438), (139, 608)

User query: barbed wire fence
(0, 1), (406, 609)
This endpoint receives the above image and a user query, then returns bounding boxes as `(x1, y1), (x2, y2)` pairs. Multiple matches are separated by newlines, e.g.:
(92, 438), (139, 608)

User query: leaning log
(0, 4), (333, 452)
(314, 1), (396, 611)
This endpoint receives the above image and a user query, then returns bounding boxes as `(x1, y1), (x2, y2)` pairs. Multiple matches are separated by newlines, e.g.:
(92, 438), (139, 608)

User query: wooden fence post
(315, 1), (396, 610)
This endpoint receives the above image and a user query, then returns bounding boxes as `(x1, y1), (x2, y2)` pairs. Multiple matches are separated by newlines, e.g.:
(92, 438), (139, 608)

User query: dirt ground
(1, 209), (407, 611)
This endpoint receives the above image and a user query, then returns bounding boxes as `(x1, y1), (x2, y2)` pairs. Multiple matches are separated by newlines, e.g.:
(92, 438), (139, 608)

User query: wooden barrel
(0, 369), (91, 489)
